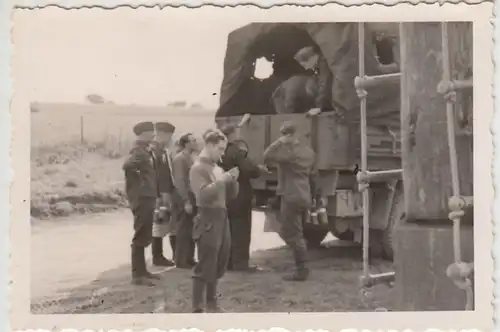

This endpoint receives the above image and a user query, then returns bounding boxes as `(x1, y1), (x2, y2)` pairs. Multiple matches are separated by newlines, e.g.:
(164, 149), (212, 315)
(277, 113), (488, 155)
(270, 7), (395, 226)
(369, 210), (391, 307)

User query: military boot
(192, 278), (206, 313)
(152, 237), (175, 267)
(131, 246), (155, 286)
(206, 280), (224, 313)
(282, 247), (310, 282)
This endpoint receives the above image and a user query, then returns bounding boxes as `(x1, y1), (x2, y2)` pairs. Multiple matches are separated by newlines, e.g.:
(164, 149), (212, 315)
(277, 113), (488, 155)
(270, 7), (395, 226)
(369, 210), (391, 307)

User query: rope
(441, 22), (474, 311)
(357, 22), (370, 280)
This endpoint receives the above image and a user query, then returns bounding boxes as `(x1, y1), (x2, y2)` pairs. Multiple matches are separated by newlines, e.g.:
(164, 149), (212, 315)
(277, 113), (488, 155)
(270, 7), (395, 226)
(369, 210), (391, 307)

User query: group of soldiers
(122, 114), (324, 313)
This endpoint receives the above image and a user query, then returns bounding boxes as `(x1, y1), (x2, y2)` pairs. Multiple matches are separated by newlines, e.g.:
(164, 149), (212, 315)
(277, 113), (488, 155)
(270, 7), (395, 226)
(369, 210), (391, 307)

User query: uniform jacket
(172, 149), (196, 207)
(314, 54), (334, 112)
(263, 138), (321, 208)
(122, 140), (159, 206)
(153, 145), (175, 198)
(271, 75), (317, 114)
(218, 140), (261, 208)
(189, 156), (239, 209)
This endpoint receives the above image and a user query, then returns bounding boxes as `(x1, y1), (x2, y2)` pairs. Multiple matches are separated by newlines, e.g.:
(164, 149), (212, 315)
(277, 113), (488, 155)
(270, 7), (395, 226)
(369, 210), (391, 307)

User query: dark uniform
(294, 46), (336, 114)
(189, 155), (239, 313)
(122, 121), (161, 286)
(172, 149), (197, 268)
(218, 138), (261, 271)
(151, 122), (177, 267)
(271, 75), (317, 114)
(263, 122), (322, 281)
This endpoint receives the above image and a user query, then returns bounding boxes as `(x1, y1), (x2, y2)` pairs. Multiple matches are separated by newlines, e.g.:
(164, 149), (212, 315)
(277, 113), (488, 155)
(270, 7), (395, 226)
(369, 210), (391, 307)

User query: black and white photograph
(9, 3), (494, 331)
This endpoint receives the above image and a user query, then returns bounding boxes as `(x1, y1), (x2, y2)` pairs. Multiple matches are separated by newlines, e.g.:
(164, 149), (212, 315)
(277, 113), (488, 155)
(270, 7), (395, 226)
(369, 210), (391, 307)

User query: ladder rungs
(437, 79), (473, 95)
(356, 169), (403, 183)
(360, 272), (396, 288)
(355, 73), (401, 90)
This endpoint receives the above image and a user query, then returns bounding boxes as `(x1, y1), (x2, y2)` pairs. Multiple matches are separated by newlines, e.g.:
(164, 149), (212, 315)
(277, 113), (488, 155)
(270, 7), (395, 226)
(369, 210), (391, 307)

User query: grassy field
(31, 103), (216, 219)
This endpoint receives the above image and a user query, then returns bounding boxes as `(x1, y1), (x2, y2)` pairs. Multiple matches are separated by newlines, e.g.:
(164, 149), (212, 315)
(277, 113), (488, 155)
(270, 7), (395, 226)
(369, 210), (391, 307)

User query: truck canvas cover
(216, 22), (400, 124)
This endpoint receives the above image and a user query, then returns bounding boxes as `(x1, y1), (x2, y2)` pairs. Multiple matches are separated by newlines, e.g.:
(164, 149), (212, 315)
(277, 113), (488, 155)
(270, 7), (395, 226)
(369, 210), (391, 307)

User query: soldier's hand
(307, 108), (322, 117)
(184, 201), (193, 214)
(228, 167), (240, 180)
(257, 164), (270, 173)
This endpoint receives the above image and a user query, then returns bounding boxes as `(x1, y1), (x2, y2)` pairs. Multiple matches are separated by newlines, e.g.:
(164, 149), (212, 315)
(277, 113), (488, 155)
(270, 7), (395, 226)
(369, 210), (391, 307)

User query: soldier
(293, 46), (339, 117)
(218, 123), (267, 272)
(189, 129), (240, 313)
(172, 132), (198, 268)
(151, 122), (177, 267)
(271, 74), (318, 114)
(263, 121), (324, 282)
(122, 121), (161, 286)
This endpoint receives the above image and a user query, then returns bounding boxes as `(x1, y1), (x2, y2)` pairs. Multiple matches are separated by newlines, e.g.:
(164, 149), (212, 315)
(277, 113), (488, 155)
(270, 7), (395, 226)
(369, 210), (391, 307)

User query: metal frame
(355, 22), (400, 289)
(438, 22), (474, 311)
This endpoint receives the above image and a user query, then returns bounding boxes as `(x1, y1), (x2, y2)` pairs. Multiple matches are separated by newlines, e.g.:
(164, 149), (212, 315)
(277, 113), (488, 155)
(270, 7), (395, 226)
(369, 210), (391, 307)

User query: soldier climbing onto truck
(263, 121), (325, 281)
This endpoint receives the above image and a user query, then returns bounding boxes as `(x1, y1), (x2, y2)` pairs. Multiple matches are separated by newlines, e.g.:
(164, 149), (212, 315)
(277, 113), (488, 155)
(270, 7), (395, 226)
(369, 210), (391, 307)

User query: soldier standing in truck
(263, 121), (323, 281)
(293, 46), (337, 117)
(189, 129), (240, 313)
(122, 121), (162, 286)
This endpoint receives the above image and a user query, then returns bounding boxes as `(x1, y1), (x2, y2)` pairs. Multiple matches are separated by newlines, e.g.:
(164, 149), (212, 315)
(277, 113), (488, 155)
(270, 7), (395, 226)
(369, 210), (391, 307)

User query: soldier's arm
(308, 149), (323, 200)
(235, 150), (261, 179)
(172, 155), (190, 204)
(315, 55), (333, 111)
(263, 140), (294, 165)
(122, 148), (148, 172)
(189, 164), (226, 205)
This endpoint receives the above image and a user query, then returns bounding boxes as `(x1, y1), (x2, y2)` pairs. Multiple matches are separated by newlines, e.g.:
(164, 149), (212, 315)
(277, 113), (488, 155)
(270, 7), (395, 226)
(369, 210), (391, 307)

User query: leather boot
(282, 247), (309, 282)
(152, 237), (175, 267)
(206, 280), (223, 313)
(131, 246), (155, 286)
(192, 278), (206, 313)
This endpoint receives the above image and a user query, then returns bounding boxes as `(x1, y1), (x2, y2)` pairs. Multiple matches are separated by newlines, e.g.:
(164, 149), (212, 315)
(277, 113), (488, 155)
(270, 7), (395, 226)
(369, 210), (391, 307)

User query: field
(31, 102), (215, 219)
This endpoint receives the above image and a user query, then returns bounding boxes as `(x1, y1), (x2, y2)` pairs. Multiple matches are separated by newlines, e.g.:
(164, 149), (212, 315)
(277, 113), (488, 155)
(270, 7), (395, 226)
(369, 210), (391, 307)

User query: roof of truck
(217, 22), (400, 117)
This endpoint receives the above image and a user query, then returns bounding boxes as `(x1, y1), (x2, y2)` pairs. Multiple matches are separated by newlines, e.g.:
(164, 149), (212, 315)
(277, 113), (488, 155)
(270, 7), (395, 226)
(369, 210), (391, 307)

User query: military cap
(155, 121), (176, 134)
(219, 123), (237, 137)
(280, 121), (297, 136)
(133, 121), (155, 135)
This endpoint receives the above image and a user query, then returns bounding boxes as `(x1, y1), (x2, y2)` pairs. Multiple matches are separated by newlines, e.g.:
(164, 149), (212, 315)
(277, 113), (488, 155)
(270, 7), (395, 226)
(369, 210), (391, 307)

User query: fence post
(80, 115), (84, 143)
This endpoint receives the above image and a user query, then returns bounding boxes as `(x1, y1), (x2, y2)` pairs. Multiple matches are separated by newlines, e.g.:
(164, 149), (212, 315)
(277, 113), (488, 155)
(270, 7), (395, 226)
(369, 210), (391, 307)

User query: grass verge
(31, 142), (128, 219)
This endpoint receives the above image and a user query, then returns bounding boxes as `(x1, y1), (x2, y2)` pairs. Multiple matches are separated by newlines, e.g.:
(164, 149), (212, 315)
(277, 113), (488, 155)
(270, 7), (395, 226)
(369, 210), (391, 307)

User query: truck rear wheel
(328, 217), (355, 241)
(381, 187), (405, 261)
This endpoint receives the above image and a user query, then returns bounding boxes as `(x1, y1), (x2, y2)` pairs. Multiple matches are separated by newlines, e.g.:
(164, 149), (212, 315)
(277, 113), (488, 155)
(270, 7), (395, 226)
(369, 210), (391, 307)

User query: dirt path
(31, 209), (394, 314)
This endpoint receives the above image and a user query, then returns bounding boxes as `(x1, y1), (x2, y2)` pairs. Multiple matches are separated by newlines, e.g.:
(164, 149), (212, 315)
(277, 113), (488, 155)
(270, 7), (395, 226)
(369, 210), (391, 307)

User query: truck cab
(215, 23), (404, 260)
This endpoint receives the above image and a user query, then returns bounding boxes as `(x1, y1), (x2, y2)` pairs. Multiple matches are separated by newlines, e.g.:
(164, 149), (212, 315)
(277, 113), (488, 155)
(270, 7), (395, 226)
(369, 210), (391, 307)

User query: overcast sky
(13, 7), (262, 109)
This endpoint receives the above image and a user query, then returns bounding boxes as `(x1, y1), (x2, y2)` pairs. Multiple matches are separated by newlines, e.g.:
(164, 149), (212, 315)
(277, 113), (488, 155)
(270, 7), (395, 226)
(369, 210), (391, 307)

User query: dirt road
(31, 209), (394, 314)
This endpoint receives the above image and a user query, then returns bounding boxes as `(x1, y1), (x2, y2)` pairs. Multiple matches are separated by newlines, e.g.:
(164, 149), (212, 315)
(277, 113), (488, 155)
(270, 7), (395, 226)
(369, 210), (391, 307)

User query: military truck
(215, 23), (404, 260)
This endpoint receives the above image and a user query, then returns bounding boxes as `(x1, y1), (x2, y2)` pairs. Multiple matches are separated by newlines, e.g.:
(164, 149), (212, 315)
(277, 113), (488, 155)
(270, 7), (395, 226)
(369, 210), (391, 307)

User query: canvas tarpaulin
(216, 22), (400, 122)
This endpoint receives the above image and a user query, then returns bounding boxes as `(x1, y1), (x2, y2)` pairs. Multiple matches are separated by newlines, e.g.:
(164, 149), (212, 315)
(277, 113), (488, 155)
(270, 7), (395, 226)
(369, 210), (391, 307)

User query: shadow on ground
(31, 241), (395, 314)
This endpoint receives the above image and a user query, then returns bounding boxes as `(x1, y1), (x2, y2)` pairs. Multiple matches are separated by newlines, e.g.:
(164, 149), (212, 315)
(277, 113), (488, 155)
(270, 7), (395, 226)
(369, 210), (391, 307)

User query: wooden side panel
(394, 223), (474, 310)
(400, 22), (473, 221)
(240, 115), (267, 165)
(315, 113), (353, 169)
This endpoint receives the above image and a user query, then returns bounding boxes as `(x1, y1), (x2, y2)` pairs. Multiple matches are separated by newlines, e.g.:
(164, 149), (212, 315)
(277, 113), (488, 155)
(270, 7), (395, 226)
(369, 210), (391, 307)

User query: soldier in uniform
(189, 129), (240, 313)
(263, 121), (324, 282)
(151, 122), (177, 267)
(172, 132), (198, 268)
(122, 121), (161, 286)
(293, 46), (337, 117)
(218, 123), (267, 272)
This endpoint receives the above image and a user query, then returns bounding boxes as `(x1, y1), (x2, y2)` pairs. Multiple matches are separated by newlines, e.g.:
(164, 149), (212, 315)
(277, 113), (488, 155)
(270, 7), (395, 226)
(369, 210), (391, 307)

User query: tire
(328, 216), (355, 241)
(303, 227), (329, 248)
(381, 186), (405, 261)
